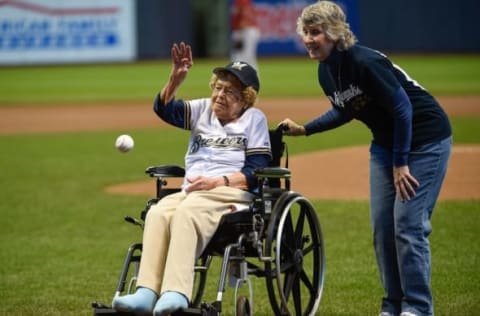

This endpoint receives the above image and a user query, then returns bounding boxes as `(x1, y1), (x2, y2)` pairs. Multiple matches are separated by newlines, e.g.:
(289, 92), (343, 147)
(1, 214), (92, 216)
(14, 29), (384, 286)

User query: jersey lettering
(328, 84), (363, 108)
(189, 134), (247, 154)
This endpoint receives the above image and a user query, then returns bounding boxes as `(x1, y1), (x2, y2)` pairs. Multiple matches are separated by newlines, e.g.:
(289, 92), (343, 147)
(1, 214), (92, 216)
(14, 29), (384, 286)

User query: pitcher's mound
(106, 144), (480, 201)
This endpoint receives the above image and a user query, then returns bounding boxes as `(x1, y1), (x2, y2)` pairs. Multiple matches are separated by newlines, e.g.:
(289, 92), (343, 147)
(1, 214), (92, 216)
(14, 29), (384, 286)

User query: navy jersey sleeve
(363, 58), (413, 166)
(241, 108), (272, 191)
(390, 87), (412, 166)
(304, 107), (352, 136)
(153, 94), (189, 129)
(241, 154), (271, 191)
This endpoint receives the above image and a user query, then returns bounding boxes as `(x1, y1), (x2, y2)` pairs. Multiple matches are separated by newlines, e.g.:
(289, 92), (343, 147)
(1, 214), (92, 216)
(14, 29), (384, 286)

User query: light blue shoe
(112, 287), (158, 315)
(153, 291), (188, 316)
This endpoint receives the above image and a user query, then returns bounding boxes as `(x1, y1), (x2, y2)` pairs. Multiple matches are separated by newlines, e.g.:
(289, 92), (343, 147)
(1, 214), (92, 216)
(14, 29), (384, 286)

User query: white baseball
(115, 134), (134, 153)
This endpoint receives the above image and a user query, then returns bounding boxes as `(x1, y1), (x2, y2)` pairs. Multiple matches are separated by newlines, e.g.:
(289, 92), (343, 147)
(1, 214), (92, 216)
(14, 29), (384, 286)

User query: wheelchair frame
(92, 128), (325, 316)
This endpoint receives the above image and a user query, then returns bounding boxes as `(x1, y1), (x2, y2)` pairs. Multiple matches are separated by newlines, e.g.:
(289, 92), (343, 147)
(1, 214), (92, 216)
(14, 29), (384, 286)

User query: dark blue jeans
(369, 137), (451, 316)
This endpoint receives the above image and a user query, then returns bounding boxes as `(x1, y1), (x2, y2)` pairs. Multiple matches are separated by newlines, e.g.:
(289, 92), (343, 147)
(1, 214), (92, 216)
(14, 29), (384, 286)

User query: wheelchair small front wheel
(236, 296), (251, 316)
(264, 192), (325, 316)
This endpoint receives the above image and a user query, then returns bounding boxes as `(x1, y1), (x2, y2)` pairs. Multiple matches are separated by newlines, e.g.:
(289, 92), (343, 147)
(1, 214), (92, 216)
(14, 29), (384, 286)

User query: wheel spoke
(282, 213), (296, 253)
(294, 209), (306, 247)
(299, 269), (315, 294)
(292, 272), (302, 316)
(282, 269), (296, 302)
(280, 235), (295, 258)
(302, 233), (321, 257)
(282, 272), (292, 301)
(302, 243), (314, 256)
(280, 258), (295, 274)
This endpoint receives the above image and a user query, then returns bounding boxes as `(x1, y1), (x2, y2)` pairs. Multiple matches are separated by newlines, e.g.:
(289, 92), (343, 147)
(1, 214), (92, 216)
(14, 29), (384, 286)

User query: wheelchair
(92, 127), (325, 316)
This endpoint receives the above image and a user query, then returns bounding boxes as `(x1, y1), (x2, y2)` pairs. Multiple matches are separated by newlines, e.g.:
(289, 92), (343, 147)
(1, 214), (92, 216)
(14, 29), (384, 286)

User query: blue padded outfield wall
(1, 0), (478, 65)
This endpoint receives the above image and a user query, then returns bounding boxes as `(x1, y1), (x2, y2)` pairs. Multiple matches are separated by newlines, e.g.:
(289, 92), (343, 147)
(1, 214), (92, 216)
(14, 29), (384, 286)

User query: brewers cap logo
(231, 62), (248, 71)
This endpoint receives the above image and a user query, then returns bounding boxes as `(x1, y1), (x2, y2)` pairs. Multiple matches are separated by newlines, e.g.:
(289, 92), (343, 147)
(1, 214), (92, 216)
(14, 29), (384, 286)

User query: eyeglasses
(213, 84), (242, 101)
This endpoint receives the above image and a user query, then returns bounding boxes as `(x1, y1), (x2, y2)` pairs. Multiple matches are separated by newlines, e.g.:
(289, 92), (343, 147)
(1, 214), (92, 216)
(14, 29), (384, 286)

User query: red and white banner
(0, 0), (136, 65)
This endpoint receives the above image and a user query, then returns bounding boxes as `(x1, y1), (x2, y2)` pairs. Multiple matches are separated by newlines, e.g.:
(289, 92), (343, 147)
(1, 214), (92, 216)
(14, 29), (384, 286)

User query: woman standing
(280, 2), (452, 316)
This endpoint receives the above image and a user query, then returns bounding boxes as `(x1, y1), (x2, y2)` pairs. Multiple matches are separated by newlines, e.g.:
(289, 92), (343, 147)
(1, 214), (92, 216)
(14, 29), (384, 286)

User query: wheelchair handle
(124, 215), (144, 229)
(274, 123), (289, 135)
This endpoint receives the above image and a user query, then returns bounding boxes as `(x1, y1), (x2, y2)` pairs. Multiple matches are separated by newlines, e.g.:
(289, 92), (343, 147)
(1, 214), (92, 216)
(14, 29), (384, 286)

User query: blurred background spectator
(230, 0), (260, 70)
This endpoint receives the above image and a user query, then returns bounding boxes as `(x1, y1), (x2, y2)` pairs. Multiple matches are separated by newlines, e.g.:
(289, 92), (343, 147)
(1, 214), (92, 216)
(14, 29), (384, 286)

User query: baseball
(115, 134), (134, 153)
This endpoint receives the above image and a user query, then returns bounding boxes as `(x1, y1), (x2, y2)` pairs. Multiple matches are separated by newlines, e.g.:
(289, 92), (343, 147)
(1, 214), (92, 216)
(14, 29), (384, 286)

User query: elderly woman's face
(211, 78), (246, 124)
(301, 24), (335, 61)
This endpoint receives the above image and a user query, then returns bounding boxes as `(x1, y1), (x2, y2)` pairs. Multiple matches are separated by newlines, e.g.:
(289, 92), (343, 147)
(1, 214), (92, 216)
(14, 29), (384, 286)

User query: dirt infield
(2, 96), (479, 200)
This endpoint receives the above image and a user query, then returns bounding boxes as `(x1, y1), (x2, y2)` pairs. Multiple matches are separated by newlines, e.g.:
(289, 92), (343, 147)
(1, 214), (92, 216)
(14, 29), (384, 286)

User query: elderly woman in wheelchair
(111, 42), (271, 315)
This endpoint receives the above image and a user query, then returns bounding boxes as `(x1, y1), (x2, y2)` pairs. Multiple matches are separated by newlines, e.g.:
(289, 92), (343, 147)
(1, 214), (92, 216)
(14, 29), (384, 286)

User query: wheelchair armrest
(254, 167), (291, 179)
(145, 165), (185, 178)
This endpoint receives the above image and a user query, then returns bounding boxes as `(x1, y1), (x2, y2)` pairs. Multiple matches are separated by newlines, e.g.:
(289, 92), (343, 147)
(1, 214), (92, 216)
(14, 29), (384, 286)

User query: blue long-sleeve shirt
(305, 45), (451, 166)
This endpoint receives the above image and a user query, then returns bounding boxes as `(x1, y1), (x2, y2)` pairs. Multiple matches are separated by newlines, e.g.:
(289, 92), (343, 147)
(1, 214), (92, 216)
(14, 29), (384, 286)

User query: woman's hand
(184, 176), (222, 193)
(393, 165), (419, 202)
(170, 42), (193, 83)
(161, 42), (193, 103)
(278, 118), (306, 136)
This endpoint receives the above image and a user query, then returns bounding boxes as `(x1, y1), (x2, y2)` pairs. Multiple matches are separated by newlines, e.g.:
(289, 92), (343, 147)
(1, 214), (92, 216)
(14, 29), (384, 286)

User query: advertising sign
(0, 0), (136, 65)
(253, 0), (359, 56)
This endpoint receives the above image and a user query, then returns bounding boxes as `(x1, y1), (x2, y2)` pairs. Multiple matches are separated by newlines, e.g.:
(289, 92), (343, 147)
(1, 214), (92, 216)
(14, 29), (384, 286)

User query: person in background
(279, 2), (452, 316)
(230, 0), (260, 70)
(112, 42), (271, 316)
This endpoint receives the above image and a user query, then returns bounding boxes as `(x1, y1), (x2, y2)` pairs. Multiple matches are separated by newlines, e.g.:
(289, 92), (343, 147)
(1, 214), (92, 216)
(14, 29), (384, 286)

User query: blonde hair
(296, 0), (357, 51)
(209, 72), (258, 108)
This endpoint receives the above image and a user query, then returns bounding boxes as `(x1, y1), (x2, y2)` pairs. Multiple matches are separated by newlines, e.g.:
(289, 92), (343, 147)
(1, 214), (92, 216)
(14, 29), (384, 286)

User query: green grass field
(0, 56), (479, 315)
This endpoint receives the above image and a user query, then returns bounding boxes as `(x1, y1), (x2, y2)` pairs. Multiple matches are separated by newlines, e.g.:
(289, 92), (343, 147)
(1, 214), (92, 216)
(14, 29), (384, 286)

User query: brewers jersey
(154, 96), (271, 191)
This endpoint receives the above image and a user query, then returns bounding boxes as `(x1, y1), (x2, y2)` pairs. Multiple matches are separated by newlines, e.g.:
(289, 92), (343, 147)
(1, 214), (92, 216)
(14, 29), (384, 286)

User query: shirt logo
(189, 134), (247, 154)
(329, 84), (363, 108)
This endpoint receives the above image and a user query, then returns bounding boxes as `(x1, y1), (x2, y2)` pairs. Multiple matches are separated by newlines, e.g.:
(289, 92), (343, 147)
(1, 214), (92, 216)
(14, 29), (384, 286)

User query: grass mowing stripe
(1, 55), (479, 105)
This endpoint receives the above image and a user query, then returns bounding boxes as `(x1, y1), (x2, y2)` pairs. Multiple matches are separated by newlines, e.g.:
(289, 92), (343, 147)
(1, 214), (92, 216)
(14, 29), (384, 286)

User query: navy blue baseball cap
(213, 61), (260, 93)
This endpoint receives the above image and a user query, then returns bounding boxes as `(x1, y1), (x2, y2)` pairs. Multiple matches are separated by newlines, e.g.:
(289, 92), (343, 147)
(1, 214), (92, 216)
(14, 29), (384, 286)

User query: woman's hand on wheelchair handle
(278, 118), (306, 136)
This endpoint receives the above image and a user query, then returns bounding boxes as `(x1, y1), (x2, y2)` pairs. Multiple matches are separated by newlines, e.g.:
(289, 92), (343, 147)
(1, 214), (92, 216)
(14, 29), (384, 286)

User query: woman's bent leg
(396, 137), (451, 316)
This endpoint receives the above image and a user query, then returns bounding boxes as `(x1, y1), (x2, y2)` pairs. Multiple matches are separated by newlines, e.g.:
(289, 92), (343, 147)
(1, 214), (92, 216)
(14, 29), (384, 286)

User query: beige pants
(136, 186), (254, 301)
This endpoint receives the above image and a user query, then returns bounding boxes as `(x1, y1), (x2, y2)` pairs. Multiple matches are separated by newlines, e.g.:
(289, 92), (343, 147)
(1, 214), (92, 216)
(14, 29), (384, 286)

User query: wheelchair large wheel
(264, 192), (325, 316)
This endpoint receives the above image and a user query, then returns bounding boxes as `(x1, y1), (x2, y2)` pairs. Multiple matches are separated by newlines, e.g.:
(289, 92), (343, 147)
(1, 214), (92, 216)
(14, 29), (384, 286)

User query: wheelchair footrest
(93, 307), (132, 315)
(172, 307), (203, 315)
(92, 305), (217, 316)
(92, 301), (134, 315)
(172, 303), (220, 316)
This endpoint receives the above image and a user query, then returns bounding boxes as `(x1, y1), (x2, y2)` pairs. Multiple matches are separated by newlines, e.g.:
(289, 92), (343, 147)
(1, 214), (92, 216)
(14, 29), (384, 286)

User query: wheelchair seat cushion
(201, 210), (253, 255)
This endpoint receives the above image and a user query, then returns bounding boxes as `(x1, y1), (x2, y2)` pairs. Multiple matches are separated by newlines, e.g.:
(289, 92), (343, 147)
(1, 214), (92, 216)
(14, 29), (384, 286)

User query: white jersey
(183, 98), (270, 189)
